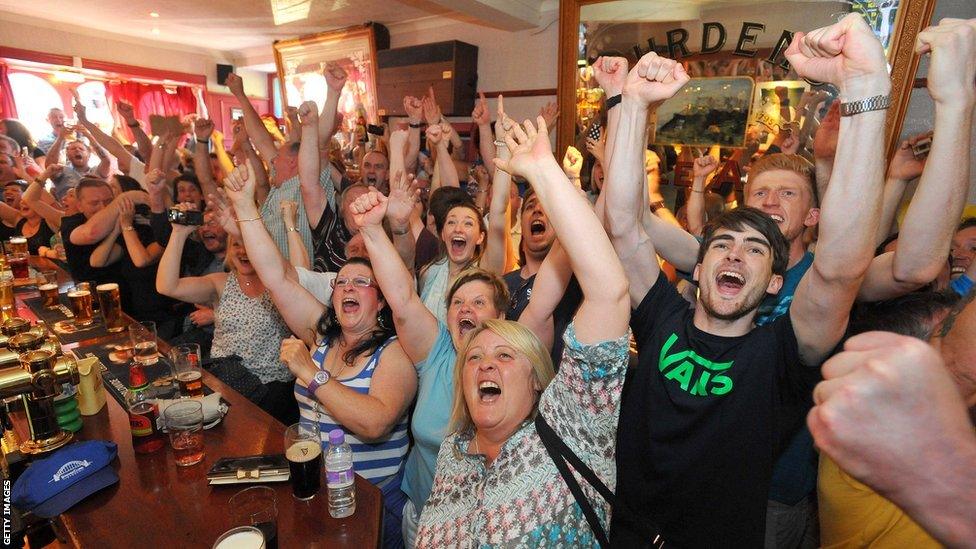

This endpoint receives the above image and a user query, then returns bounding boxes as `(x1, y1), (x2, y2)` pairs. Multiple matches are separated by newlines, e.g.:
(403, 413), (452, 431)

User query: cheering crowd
(1, 13), (975, 549)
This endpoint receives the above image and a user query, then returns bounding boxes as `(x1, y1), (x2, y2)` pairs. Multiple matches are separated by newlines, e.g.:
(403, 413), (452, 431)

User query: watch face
(314, 371), (330, 384)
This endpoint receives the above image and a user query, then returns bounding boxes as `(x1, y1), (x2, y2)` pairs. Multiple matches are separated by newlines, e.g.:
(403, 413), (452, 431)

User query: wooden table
(11, 258), (383, 548)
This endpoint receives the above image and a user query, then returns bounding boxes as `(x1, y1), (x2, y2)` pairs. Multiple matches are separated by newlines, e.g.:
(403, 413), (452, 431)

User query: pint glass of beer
(7, 237), (28, 256)
(39, 283), (60, 309)
(96, 283), (125, 332)
(285, 421), (322, 500)
(8, 253), (28, 279)
(0, 274), (14, 322)
(67, 287), (93, 326)
(171, 343), (204, 397)
(228, 487), (278, 549)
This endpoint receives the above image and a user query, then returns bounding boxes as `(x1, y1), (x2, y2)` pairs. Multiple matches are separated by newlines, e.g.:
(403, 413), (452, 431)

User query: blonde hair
(747, 153), (818, 206)
(448, 319), (556, 434)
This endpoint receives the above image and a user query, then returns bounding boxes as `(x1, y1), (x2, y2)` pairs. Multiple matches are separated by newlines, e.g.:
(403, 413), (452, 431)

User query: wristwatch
(839, 94), (891, 117)
(306, 370), (331, 394)
(649, 200), (666, 213)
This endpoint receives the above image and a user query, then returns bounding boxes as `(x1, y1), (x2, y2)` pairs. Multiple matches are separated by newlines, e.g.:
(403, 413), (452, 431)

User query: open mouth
(529, 220), (546, 236)
(450, 236), (467, 256)
(341, 296), (360, 313)
(951, 265), (967, 275)
(478, 380), (501, 403)
(716, 270), (746, 295)
(458, 318), (476, 336)
(768, 214), (784, 223)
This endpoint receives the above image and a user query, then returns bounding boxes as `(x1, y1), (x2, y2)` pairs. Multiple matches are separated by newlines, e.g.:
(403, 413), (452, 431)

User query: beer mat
(70, 337), (214, 408)
(22, 295), (116, 345)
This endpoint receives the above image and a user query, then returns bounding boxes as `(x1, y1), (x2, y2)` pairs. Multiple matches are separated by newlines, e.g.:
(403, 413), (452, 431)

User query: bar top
(13, 258), (383, 548)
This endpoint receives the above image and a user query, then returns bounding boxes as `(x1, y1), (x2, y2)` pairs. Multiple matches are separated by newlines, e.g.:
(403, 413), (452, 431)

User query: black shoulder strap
(535, 413), (613, 548)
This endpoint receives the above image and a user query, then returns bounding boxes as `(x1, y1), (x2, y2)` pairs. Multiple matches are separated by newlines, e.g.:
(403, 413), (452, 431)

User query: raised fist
(623, 52), (690, 107)
(349, 190), (388, 229)
(785, 13), (889, 95)
(117, 102), (136, 123)
(403, 96), (424, 123)
(194, 118), (215, 141)
(593, 56), (629, 97)
(692, 155), (720, 179)
(224, 73), (244, 95)
(324, 63), (348, 93)
(915, 18), (976, 106)
(297, 101), (318, 126)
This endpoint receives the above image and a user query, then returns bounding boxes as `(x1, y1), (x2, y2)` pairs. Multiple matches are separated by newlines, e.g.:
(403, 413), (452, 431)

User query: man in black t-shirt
(603, 16), (890, 547)
(62, 178), (117, 285)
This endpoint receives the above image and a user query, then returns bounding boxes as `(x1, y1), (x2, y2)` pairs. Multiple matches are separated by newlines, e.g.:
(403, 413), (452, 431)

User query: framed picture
(651, 77), (754, 147)
(273, 23), (382, 133)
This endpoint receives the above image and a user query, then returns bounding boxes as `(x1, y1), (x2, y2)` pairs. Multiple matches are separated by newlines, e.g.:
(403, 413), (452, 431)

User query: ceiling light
(150, 12), (159, 17)
(270, 0), (312, 26)
(151, 28), (160, 35)
(54, 70), (86, 83)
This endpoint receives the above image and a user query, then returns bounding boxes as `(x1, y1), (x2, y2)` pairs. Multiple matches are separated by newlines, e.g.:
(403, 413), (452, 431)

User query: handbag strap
(535, 413), (613, 548)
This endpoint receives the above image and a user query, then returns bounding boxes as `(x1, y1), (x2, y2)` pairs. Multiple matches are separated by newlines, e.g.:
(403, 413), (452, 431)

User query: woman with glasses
(222, 162), (417, 549)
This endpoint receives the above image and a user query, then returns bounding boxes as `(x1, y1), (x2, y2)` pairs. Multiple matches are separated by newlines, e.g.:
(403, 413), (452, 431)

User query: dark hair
(697, 207), (790, 276)
(114, 174), (143, 193)
(315, 257), (395, 366)
(173, 173), (203, 204)
(1, 119), (36, 150)
(428, 186), (473, 234)
(3, 180), (26, 190)
(849, 290), (959, 340)
(957, 217), (976, 233)
(446, 268), (510, 316)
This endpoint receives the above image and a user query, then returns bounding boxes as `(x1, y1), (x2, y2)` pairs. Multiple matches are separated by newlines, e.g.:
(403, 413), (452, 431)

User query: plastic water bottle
(325, 429), (356, 518)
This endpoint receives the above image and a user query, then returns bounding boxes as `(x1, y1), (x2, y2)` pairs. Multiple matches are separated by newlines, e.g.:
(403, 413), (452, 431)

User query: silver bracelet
(493, 140), (505, 146)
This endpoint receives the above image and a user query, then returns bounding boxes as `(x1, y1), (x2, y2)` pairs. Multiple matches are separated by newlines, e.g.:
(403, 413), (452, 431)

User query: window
(8, 72), (64, 141)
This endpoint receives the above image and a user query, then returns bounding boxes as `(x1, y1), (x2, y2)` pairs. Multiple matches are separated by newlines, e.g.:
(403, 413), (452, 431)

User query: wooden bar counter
(11, 259), (383, 548)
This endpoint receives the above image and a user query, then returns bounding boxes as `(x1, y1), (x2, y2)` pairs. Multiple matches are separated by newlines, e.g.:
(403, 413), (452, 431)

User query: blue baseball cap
(12, 440), (119, 518)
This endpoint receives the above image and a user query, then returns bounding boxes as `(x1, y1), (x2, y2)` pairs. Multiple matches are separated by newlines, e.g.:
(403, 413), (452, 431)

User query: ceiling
(0, 0), (461, 53)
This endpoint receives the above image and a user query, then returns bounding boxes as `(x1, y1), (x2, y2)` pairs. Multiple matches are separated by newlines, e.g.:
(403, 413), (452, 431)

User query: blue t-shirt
(756, 251), (814, 326)
(401, 322), (456, 510)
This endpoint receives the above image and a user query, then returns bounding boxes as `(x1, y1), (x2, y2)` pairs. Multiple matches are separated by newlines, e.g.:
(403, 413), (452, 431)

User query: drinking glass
(284, 420), (321, 501)
(129, 321), (159, 365)
(67, 285), (94, 326)
(163, 400), (205, 467)
(96, 283), (125, 333)
(229, 486), (278, 549)
(0, 273), (14, 322)
(171, 343), (203, 397)
(212, 526), (265, 549)
(8, 253), (28, 279)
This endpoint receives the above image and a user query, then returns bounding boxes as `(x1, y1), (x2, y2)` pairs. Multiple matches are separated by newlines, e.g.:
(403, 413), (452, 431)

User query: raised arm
(297, 101), (327, 228)
(0, 202), (20, 226)
(402, 96), (424, 175)
(69, 190), (148, 245)
(687, 155), (720, 236)
(786, 14), (890, 365)
(319, 64), (347, 149)
(858, 22), (975, 302)
(351, 192), (440, 364)
(191, 119), (220, 197)
(44, 128), (67, 168)
(23, 173), (64, 229)
(427, 124), (459, 191)
(223, 162), (323, 344)
(605, 53), (689, 307)
(873, 133), (929, 245)
(117, 102), (153, 163)
(156, 222), (223, 305)
(517, 240), (572, 350)
(481, 109), (515, 275)
(497, 116), (629, 343)
(224, 73), (278, 162)
(472, 92), (496, 177)
(385, 164), (423, 271)
(70, 97), (111, 180)
(117, 197), (163, 268)
(77, 111), (135, 175)
(281, 200), (310, 269)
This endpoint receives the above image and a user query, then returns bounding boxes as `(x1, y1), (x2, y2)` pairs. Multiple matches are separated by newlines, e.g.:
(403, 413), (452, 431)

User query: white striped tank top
(293, 336), (409, 484)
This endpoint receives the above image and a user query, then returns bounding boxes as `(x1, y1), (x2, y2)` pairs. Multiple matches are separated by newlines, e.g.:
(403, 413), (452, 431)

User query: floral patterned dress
(416, 322), (630, 547)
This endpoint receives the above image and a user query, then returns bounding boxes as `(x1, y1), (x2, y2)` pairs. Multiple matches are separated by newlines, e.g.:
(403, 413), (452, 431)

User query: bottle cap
(328, 429), (344, 445)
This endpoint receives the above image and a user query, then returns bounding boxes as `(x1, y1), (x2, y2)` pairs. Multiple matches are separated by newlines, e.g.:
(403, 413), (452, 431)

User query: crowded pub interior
(0, 0), (974, 547)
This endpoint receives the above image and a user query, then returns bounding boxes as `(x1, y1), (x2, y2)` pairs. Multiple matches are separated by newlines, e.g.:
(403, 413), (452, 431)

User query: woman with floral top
(415, 117), (631, 546)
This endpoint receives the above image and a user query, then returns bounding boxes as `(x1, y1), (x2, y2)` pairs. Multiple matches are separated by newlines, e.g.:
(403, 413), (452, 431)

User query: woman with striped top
(223, 164), (417, 549)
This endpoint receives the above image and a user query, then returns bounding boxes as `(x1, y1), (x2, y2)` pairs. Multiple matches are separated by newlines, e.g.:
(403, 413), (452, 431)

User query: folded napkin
(152, 392), (228, 429)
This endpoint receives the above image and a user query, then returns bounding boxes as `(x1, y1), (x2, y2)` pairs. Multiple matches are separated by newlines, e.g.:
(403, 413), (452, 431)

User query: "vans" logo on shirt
(658, 333), (734, 396)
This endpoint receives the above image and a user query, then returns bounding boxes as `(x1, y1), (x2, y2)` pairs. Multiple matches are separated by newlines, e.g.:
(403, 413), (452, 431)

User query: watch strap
(649, 200), (666, 213)
(839, 94), (891, 117)
(306, 370), (330, 394)
(605, 94), (622, 110)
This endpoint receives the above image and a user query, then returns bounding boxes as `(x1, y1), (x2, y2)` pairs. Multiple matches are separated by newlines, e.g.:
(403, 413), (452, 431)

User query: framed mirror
(273, 24), (382, 168)
(557, 0), (938, 194)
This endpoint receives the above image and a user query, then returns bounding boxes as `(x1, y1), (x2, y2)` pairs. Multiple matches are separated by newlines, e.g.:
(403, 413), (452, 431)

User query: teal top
(401, 322), (456, 511)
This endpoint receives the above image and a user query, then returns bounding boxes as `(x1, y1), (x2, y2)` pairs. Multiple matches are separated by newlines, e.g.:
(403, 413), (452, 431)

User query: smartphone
(366, 124), (385, 136)
(168, 208), (204, 226)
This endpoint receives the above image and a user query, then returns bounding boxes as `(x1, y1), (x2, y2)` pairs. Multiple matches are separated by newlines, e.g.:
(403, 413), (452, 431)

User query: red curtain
(105, 81), (197, 143)
(0, 64), (18, 119)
